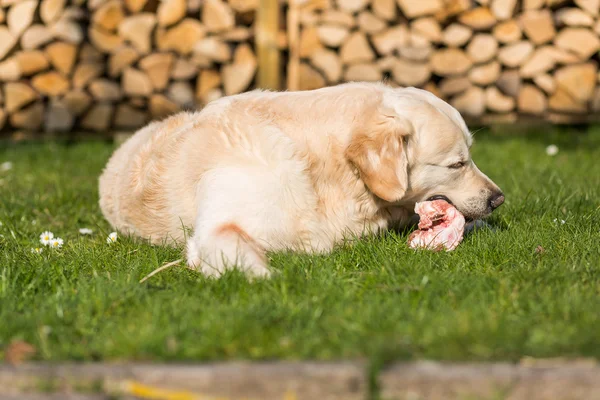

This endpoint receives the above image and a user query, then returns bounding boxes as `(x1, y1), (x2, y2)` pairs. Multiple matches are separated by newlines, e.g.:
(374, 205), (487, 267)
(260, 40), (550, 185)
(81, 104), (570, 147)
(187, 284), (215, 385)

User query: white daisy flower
(546, 144), (559, 156)
(0, 162), (12, 172)
(31, 247), (44, 254)
(79, 228), (93, 235)
(107, 232), (118, 244)
(49, 237), (64, 249)
(553, 218), (566, 224)
(40, 231), (54, 246)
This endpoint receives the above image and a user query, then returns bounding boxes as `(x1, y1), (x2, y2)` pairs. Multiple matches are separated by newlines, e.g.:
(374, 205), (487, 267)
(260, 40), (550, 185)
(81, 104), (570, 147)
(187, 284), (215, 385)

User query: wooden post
(287, 0), (300, 91)
(256, 0), (280, 90)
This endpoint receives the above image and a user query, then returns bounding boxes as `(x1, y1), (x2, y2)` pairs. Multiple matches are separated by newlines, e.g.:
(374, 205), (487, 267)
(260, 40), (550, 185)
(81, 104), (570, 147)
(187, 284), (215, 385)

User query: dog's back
(99, 83), (390, 248)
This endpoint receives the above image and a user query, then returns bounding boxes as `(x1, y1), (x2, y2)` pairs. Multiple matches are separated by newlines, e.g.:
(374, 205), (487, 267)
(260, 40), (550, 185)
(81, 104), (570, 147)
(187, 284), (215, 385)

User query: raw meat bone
(408, 199), (466, 252)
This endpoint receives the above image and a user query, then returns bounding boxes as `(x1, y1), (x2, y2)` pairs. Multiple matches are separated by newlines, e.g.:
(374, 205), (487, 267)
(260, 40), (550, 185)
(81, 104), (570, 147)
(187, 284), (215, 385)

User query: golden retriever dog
(99, 82), (504, 278)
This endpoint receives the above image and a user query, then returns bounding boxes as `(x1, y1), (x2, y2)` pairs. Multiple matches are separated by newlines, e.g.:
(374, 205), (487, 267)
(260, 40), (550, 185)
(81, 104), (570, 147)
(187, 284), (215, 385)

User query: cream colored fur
(99, 82), (503, 278)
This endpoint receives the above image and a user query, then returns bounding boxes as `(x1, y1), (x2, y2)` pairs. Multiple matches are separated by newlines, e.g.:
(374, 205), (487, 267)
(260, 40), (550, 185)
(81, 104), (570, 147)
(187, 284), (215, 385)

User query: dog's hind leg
(187, 220), (270, 278)
(185, 162), (312, 278)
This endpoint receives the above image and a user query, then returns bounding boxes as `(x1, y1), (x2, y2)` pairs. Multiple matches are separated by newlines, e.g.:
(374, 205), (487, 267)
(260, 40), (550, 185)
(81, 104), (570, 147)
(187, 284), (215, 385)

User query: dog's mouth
(425, 195), (474, 222)
(427, 194), (452, 204)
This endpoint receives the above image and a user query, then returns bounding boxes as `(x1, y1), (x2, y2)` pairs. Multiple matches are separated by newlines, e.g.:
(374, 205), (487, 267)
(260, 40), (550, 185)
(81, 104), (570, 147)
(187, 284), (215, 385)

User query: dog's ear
(345, 107), (412, 202)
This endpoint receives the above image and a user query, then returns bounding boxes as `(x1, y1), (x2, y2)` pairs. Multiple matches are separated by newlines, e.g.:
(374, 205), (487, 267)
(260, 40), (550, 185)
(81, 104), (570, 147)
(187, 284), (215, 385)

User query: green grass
(0, 127), (599, 365)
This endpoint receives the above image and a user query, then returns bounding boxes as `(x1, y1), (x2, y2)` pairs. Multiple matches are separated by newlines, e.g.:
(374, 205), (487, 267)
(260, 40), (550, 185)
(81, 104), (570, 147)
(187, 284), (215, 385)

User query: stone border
(380, 359), (600, 400)
(1, 360), (600, 400)
(0, 362), (366, 400)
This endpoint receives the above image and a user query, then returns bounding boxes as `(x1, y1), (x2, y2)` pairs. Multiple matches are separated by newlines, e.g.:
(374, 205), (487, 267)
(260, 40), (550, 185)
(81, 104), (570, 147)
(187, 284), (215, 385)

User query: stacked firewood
(0, 0), (260, 132)
(294, 0), (600, 123)
(0, 0), (84, 131)
(2, 0), (600, 133)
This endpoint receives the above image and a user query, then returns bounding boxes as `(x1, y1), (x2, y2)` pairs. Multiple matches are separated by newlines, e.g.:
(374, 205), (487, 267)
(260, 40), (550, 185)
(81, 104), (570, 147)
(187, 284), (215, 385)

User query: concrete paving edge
(379, 359), (600, 400)
(1, 360), (599, 400)
(0, 361), (367, 400)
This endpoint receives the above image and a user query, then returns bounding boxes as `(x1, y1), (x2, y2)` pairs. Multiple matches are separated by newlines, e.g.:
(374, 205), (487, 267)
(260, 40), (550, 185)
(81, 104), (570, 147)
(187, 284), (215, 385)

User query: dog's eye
(448, 161), (465, 169)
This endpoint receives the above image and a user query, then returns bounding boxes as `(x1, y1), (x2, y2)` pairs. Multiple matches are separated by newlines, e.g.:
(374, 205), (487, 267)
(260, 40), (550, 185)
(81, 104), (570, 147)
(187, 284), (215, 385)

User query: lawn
(0, 127), (599, 366)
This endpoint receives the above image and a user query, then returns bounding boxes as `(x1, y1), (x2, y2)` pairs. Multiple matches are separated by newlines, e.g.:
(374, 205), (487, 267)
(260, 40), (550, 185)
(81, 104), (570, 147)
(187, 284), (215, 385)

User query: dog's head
(345, 87), (504, 220)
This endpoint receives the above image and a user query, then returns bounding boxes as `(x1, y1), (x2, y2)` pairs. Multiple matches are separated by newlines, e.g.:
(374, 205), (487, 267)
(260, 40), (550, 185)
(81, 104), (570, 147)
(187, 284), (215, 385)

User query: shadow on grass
(2, 123), (600, 150)
(472, 124), (600, 151)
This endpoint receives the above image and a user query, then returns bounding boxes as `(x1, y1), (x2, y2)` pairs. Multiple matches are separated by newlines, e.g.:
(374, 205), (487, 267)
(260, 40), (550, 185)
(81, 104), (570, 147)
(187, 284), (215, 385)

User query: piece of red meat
(407, 199), (466, 252)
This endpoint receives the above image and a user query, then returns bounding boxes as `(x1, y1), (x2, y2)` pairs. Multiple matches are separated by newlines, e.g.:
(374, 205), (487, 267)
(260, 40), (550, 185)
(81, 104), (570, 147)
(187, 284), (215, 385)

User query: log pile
(292, 0), (600, 123)
(0, 0), (260, 132)
(1, 0), (600, 133)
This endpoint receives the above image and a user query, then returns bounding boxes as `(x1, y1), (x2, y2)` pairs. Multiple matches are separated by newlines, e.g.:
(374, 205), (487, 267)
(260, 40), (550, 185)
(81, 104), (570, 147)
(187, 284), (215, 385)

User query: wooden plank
(256, 0), (280, 90)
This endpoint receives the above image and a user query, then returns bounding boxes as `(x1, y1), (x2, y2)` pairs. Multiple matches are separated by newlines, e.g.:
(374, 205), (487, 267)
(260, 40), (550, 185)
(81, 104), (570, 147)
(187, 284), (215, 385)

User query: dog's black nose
(489, 192), (505, 210)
